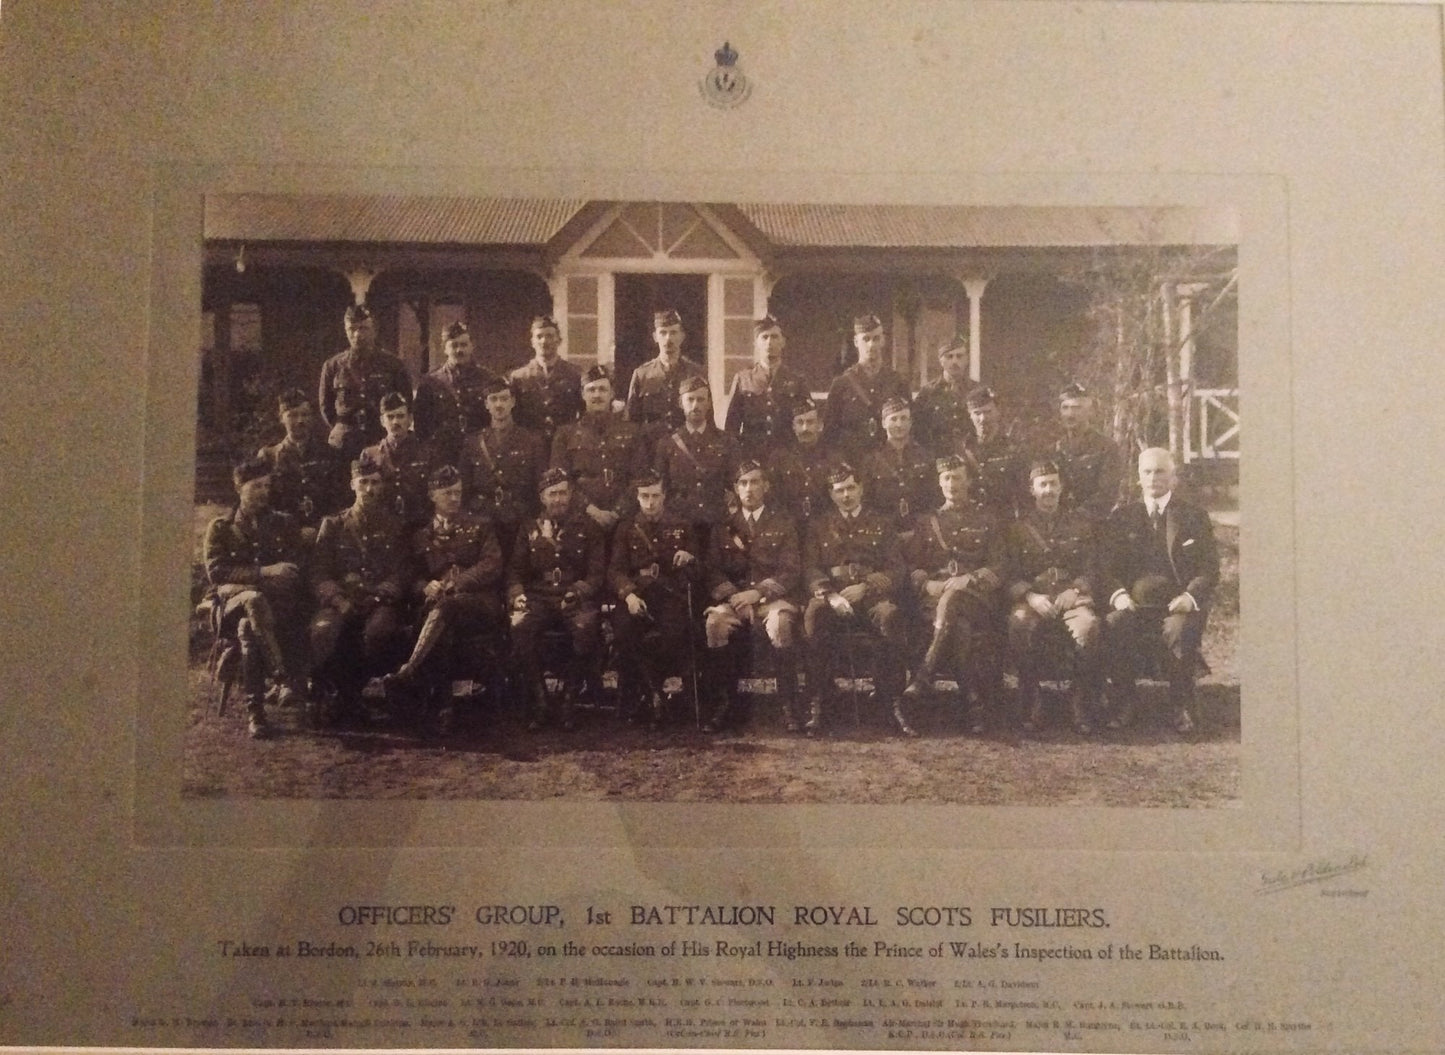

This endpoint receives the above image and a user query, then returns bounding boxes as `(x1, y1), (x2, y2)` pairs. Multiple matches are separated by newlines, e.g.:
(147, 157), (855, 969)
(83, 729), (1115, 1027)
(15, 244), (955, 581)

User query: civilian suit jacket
(1102, 497), (1218, 608)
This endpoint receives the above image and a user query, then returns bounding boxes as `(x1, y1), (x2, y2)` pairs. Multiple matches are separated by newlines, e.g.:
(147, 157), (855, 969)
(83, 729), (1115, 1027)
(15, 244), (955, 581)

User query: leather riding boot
(245, 695), (270, 739)
(891, 696), (918, 738)
(1068, 681), (1094, 735)
(1018, 674), (1043, 732)
(776, 651), (800, 733)
(804, 695), (824, 737)
(904, 635), (947, 698)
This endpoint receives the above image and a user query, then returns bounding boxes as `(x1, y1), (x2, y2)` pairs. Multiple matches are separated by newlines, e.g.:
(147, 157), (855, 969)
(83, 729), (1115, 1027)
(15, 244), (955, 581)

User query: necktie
(1150, 506), (1163, 533)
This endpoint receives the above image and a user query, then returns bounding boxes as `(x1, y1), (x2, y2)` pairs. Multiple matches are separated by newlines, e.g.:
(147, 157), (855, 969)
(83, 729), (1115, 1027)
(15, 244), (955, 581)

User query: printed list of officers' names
(128, 901), (1317, 1050)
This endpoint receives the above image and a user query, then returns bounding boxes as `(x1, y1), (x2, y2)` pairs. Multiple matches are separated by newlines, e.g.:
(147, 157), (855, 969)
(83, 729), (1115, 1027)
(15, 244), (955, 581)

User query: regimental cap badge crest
(700, 41), (753, 109)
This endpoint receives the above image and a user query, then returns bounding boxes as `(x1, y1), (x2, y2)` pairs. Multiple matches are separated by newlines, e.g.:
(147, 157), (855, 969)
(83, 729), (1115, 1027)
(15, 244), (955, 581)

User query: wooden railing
(1184, 387), (1239, 462)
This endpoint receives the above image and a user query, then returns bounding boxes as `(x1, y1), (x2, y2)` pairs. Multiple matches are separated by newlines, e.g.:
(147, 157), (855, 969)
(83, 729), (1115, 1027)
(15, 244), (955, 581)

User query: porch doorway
(613, 273), (708, 398)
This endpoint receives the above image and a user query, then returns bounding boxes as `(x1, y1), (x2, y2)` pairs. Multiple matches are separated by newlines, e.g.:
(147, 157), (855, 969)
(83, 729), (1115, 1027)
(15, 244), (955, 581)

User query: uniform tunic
(608, 512), (701, 689)
(316, 348), (413, 457)
(821, 363), (911, 462)
(963, 429), (1029, 520)
(509, 357), (583, 446)
(767, 441), (837, 526)
(461, 424), (545, 526)
(411, 361), (498, 466)
(861, 440), (938, 530)
(1051, 425), (1125, 522)
(362, 433), (437, 528)
(258, 434), (350, 531)
(549, 411), (649, 518)
(653, 424), (740, 528)
(1004, 505), (1102, 670)
(802, 507), (907, 700)
(911, 376), (974, 457)
(724, 363), (810, 458)
(625, 355), (706, 449)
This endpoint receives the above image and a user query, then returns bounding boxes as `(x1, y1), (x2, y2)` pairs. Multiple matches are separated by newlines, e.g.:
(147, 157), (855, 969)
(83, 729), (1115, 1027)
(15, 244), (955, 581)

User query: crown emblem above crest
(700, 41), (753, 109)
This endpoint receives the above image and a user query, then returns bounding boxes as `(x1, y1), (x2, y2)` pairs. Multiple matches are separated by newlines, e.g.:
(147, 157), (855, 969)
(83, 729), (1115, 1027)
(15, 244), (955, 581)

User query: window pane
(724, 277), (753, 315)
(230, 303), (262, 351)
(568, 275), (598, 314)
(568, 317), (598, 360)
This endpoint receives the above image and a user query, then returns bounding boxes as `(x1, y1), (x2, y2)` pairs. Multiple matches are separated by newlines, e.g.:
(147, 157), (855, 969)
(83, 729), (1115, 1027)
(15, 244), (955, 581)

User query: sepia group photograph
(184, 194), (1241, 808)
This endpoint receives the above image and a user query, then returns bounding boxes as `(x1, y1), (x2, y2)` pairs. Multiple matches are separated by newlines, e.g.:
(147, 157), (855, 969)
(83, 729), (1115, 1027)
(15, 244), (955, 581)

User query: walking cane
(686, 579), (703, 729)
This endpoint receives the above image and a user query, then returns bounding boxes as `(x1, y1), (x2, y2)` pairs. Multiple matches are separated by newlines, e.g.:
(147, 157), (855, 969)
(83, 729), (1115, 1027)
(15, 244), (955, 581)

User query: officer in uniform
(549, 365), (650, 536)
(258, 388), (349, 542)
(1006, 458), (1105, 735)
(509, 315), (583, 448)
(461, 377), (545, 561)
(723, 315), (810, 459)
(822, 313), (911, 463)
(801, 464), (908, 736)
(381, 465), (506, 733)
(608, 470), (701, 726)
(362, 392), (437, 529)
(507, 468), (607, 731)
(1102, 447), (1219, 735)
(767, 396), (836, 527)
(912, 334), (975, 457)
(625, 309), (707, 454)
(317, 304), (413, 461)
(702, 461), (803, 733)
(309, 451), (413, 723)
(901, 455), (1007, 736)
(653, 376), (739, 551)
(411, 321), (498, 468)
(962, 384), (1028, 520)
(1052, 381), (1125, 522)
(203, 455), (310, 737)
(860, 397), (938, 536)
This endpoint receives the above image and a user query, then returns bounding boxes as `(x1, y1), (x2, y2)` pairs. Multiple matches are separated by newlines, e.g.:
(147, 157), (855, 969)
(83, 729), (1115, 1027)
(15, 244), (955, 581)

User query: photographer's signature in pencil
(1258, 852), (1368, 894)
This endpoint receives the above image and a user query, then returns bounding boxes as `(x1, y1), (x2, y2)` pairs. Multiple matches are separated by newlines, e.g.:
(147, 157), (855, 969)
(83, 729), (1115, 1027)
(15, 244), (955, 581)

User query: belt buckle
(898, 497), (909, 518)
(546, 569), (562, 586)
(495, 487), (507, 505)
(947, 559), (959, 577)
(801, 496), (811, 518)
(848, 562), (862, 581)
(603, 468), (614, 488)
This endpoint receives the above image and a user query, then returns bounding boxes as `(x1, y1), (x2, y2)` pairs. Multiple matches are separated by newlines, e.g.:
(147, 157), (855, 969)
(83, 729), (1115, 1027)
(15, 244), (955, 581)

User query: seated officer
(702, 460), (802, 733)
(309, 451), (413, 722)
(203, 455), (310, 738)
(653, 376), (739, 551)
(507, 468), (607, 731)
(1102, 447), (1218, 734)
(461, 377), (545, 561)
(901, 455), (1007, 736)
(861, 397), (937, 535)
(962, 385), (1028, 520)
(258, 388), (349, 542)
(362, 392), (436, 528)
(550, 365), (649, 536)
(1006, 458), (1104, 735)
(802, 464), (908, 737)
(1051, 381), (1125, 522)
(412, 321), (498, 468)
(608, 470), (701, 727)
(382, 465), (506, 733)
